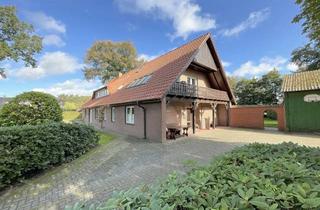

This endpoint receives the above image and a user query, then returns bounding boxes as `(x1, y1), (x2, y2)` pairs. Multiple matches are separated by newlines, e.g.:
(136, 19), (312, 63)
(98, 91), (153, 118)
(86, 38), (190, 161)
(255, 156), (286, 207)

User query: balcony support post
(211, 103), (216, 129)
(192, 101), (198, 134)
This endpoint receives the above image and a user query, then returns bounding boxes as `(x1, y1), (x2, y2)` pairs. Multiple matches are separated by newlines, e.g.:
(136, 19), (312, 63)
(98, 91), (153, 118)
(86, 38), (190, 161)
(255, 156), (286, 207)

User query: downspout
(137, 102), (147, 139)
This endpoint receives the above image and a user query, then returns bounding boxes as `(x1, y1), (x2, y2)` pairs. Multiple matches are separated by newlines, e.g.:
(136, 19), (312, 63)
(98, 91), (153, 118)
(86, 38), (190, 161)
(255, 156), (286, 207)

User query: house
(281, 69), (320, 132)
(82, 33), (235, 142)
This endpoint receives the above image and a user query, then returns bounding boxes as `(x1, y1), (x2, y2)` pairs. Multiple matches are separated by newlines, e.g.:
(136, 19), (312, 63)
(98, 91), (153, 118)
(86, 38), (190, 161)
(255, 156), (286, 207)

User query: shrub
(96, 143), (320, 210)
(0, 91), (62, 126)
(0, 122), (99, 189)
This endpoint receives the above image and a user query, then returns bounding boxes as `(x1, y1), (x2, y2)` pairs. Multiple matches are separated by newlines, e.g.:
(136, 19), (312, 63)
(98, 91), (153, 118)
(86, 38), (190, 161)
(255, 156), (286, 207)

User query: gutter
(137, 101), (147, 139)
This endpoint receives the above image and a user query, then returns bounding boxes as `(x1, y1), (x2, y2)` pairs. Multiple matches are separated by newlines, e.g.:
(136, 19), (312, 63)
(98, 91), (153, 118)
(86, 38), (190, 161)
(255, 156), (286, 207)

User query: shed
(281, 70), (320, 132)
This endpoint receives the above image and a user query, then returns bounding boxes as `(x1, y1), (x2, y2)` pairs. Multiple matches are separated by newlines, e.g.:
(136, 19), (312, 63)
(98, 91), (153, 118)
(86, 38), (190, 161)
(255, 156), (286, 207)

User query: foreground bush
(0, 122), (99, 189)
(99, 143), (320, 209)
(0, 91), (62, 126)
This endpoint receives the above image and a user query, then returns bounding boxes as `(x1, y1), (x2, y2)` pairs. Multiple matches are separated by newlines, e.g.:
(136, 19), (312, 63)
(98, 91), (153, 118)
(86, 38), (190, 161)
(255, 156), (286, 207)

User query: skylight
(127, 74), (152, 88)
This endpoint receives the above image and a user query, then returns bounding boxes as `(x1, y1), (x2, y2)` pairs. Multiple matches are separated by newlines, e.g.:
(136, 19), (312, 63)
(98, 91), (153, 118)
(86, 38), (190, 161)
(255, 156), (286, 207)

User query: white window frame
(111, 107), (116, 122)
(125, 106), (135, 124)
(95, 88), (108, 98)
(187, 76), (197, 86)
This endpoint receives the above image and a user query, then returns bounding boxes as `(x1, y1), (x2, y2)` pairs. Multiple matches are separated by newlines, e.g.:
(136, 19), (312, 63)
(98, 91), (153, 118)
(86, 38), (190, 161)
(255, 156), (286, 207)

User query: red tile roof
(82, 33), (226, 108)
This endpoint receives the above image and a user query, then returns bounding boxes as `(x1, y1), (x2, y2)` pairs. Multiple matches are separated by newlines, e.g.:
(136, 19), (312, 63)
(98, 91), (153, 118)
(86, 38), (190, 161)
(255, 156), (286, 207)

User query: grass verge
(98, 131), (114, 145)
(63, 111), (80, 122)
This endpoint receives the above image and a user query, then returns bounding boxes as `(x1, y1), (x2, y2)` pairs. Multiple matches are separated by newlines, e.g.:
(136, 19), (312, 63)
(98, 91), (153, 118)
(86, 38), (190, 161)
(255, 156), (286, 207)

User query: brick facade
(229, 105), (286, 131)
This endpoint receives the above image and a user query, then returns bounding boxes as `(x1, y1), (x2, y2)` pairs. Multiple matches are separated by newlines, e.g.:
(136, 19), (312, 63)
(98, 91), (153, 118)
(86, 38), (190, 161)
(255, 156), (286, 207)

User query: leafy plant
(0, 122), (99, 189)
(73, 142), (320, 209)
(0, 91), (63, 126)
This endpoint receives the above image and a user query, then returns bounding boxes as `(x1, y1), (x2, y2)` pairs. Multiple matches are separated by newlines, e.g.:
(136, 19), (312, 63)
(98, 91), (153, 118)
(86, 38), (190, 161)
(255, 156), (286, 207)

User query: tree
(0, 6), (42, 78)
(227, 76), (240, 92)
(257, 69), (283, 104)
(291, 44), (320, 71)
(234, 78), (260, 105)
(83, 41), (143, 83)
(0, 91), (62, 126)
(291, 0), (320, 71)
(233, 69), (283, 105)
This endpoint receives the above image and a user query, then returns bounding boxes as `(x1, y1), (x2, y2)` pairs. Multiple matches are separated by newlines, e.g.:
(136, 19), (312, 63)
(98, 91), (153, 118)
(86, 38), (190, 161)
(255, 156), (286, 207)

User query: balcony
(167, 82), (229, 101)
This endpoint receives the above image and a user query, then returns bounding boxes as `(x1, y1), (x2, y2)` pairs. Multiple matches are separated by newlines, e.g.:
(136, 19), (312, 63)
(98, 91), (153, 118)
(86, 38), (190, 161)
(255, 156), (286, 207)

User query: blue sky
(0, 0), (306, 97)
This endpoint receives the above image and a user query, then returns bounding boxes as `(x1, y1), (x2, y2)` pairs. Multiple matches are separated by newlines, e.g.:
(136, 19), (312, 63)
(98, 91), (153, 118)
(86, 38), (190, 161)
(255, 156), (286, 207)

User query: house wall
(216, 104), (228, 126)
(85, 102), (163, 142)
(179, 68), (211, 88)
(285, 90), (320, 132)
(166, 101), (191, 128)
(166, 102), (214, 130)
(229, 105), (285, 131)
(196, 104), (213, 129)
(194, 41), (217, 70)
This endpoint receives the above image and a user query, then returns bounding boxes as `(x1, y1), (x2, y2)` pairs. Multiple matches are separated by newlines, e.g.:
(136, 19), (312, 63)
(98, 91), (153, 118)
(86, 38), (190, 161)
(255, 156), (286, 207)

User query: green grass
(264, 118), (278, 128)
(98, 131), (114, 145)
(63, 111), (80, 122)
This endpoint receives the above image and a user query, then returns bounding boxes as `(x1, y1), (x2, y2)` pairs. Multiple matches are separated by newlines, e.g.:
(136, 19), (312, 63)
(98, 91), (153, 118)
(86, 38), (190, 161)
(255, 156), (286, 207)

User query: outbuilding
(281, 70), (320, 132)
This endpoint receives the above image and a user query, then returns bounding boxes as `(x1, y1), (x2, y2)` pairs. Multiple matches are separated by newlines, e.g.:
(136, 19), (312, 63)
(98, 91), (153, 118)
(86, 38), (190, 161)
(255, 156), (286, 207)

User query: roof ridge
(140, 32), (210, 64)
(107, 32), (210, 86)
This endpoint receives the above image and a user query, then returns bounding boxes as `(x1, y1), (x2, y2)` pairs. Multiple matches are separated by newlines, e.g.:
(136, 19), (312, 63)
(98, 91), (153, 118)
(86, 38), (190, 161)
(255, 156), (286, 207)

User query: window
(125, 106), (135, 124)
(95, 108), (99, 119)
(95, 88), (108, 98)
(111, 107), (116, 122)
(127, 74), (152, 88)
(187, 76), (197, 86)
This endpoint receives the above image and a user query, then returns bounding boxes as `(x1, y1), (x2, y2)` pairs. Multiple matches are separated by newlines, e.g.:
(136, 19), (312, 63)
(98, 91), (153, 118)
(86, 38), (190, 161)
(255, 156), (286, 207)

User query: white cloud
(26, 11), (66, 33)
(117, 0), (215, 40)
(221, 8), (270, 37)
(286, 62), (299, 71)
(232, 56), (287, 77)
(43, 34), (66, 47)
(33, 79), (99, 96)
(13, 51), (82, 80)
(221, 60), (231, 67)
(138, 53), (158, 61)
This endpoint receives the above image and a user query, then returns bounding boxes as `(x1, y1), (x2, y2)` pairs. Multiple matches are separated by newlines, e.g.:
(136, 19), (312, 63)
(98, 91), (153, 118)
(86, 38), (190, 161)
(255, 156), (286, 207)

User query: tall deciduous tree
(0, 6), (42, 78)
(291, 0), (320, 71)
(233, 69), (283, 105)
(83, 41), (143, 83)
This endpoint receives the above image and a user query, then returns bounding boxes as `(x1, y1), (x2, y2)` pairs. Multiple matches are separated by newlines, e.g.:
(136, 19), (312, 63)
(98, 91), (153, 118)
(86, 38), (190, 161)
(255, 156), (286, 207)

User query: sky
(0, 0), (307, 97)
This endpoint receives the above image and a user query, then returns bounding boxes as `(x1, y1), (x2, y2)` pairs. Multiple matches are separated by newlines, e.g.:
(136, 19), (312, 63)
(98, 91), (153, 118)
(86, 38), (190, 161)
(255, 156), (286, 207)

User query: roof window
(127, 74), (152, 88)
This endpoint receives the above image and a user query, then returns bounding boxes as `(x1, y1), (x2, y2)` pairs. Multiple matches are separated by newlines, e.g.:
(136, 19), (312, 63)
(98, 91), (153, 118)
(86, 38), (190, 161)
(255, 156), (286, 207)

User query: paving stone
(0, 133), (239, 210)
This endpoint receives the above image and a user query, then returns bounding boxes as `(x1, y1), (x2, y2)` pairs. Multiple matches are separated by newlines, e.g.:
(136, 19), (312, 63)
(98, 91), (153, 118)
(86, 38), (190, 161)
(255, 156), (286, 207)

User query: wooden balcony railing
(167, 82), (229, 101)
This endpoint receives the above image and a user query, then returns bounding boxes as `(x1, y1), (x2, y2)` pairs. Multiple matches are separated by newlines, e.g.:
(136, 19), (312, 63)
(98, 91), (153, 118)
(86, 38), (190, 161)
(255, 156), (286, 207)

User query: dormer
(93, 87), (108, 99)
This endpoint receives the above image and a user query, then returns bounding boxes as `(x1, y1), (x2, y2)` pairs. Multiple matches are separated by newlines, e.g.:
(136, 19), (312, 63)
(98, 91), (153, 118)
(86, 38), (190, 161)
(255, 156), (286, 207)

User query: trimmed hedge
(0, 122), (99, 189)
(87, 143), (320, 210)
(0, 91), (63, 126)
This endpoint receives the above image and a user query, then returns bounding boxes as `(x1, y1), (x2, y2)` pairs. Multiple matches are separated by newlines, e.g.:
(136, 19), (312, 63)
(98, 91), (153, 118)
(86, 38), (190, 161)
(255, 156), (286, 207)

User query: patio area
(192, 127), (320, 147)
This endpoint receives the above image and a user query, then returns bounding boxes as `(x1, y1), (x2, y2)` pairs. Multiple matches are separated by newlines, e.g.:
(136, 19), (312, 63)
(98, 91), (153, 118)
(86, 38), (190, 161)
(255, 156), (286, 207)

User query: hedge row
(90, 142), (320, 210)
(0, 122), (99, 189)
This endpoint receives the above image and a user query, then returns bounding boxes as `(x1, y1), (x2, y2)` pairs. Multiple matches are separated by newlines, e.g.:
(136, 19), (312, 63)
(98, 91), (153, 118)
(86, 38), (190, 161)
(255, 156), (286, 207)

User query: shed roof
(281, 69), (320, 92)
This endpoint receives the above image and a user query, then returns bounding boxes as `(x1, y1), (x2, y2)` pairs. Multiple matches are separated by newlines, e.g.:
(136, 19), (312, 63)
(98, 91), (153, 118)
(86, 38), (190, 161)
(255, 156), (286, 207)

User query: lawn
(98, 131), (114, 145)
(63, 111), (80, 122)
(264, 117), (278, 128)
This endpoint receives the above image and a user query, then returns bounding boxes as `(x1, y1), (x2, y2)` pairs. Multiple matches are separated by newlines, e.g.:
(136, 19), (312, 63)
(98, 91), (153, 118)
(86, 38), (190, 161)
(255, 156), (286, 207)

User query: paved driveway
(0, 134), (239, 210)
(194, 127), (320, 147)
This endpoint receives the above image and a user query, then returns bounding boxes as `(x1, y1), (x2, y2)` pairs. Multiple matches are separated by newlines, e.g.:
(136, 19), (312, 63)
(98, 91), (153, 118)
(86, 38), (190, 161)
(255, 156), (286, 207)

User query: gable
(193, 42), (217, 70)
